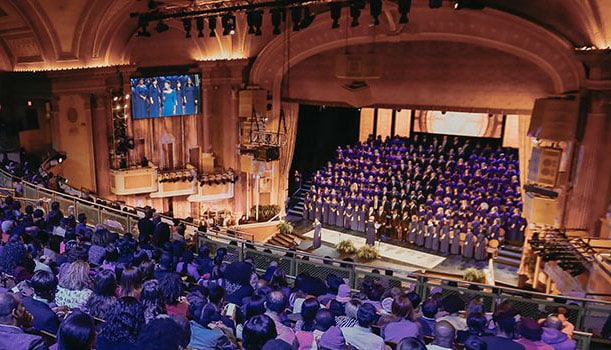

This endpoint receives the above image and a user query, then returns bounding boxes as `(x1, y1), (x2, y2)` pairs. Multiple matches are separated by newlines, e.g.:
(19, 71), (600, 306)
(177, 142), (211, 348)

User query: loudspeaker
(524, 192), (559, 226)
(239, 89), (267, 118)
(528, 147), (562, 187)
(523, 184), (559, 198)
(335, 53), (381, 80)
(254, 147), (280, 162)
(528, 97), (580, 141)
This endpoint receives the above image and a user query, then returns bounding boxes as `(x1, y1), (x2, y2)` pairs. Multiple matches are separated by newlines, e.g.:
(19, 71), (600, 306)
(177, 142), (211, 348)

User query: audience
(428, 320), (456, 349)
(398, 336), (428, 350)
(55, 261), (92, 309)
(381, 294), (421, 342)
(0, 292), (46, 350)
(341, 302), (385, 350)
(514, 318), (554, 350)
(96, 297), (145, 350)
(242, 314), (278, 350)
(55, 311), (96, 350)
(22, 270), (60, 334)
(541, 315), (576, 350)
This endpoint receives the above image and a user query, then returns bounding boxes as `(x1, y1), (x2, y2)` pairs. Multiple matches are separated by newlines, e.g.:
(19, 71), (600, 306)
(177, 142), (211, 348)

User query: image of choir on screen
(130, 74), (201, 119)
(303, 133), (526, 260)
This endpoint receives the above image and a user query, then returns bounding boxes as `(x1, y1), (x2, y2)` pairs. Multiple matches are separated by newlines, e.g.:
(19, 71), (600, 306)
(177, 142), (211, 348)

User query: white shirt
(341, 325), (385, 350)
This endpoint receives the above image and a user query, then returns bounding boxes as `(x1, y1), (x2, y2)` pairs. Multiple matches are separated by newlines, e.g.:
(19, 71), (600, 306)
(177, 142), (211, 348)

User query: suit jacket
(22, 296), (60, 334)
(0, 324), (47, 350)
(137, 218), (155, 242)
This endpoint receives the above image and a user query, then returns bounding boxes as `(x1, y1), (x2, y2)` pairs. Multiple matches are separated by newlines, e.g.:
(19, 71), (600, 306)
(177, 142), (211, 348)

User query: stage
(303, 227), (446, 270)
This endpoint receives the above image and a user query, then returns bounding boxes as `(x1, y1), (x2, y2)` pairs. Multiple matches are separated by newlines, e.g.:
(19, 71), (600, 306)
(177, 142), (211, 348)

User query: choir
(302, 133), (526, 261)
(131, 75), (199, 119)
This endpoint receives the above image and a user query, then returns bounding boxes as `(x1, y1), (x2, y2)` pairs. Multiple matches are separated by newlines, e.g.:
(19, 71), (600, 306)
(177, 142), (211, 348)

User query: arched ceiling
(0, 0), (609, 72)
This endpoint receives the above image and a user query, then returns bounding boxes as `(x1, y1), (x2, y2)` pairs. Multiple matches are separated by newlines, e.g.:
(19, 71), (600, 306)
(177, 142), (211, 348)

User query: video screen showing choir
(130, 74), (201, 119)
(303, 133), (526, 261)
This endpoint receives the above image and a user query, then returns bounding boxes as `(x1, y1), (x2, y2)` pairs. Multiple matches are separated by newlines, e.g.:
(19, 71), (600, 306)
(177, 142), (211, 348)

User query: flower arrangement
(463, 268), (486, 284)
(356, 245), (379, 262)
(336, 240), (357, 255)
(277, 220), (294, 235)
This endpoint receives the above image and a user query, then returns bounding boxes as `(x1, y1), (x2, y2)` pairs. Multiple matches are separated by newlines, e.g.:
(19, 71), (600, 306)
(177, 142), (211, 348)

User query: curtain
(276, 102), (299, 215)
(518, 114), (533, 199)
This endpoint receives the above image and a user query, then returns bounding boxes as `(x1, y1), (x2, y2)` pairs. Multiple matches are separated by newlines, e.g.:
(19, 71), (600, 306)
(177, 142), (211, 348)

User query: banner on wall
(413, 110), (505, 138)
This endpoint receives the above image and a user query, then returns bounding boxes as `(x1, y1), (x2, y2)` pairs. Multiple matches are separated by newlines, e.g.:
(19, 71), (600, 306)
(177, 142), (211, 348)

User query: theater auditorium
(0, 0), (610, 349)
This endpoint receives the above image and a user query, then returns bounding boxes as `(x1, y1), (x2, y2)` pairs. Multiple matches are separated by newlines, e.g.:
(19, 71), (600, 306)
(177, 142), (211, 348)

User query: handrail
(2, 168), (611, 308)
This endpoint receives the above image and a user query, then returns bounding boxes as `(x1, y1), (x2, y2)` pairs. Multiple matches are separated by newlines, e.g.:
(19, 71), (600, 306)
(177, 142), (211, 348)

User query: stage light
(300, 7), (315, 29)
(370, 0), (382, 25)
(156, 19), (169, 33)
(113, 96), (119, 102)
(196, 17), (204, 37)
(291, 7), (302, 31)
(271, 8), (283, 34)
(221, 13), (236, 36)
(398, 0), (411, 24)
(208, 16), (217, 37)
(453, 0), (486, 9)
(183, 18), (192, 38)
(330, 3), (341, 29)
(125, 94), (130, 99)
(429, 0), (442, 8)
(27, 100), (32, 106)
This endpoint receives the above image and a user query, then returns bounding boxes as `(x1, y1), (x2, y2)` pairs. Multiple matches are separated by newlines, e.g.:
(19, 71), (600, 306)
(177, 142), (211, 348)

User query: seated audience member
(22, 270), (60, 334)
(481, 308), (524, 350)
(176, 251), (200, 281)
(515, 318), (554, 350)
(96, 297), (145, 350)
(265, 290), (297, 347)
(55, 260), (93, 309)
(427, 321), (456, 350)
(294, 297), (320, 349)
(541, 315), (576, 350)
(140, 279), (166, 323)
(187, 291), (236, 350)
(136, 317), (184, 350)
(336, 298), (361, 328)
(117, 266), (142, 298)
(318, 324), (346, 350)
(317, 274), (343, 306)
(262, 339), (293, 350)
(85, 269), (117, 320)
(437, 294), (467, 331)
(0, 292), (47, 350)
(242, 314), (278, 350)
(312, 308), (336, 346)
(398, 337), (428, 350)
(56, 310), (96, 350)
(159, 272), (188, 317)
(465, 335), (488, 350)
(237, 295), (266, 339)
(88, 229), (108, 266)
(382, 295), (421, 342)
(418, 299), (439, 337)
(554, 306), (574, 338)
(341, 302), (385, 350)
(458, 312), (491, 343)
(170, 314), (192, 350)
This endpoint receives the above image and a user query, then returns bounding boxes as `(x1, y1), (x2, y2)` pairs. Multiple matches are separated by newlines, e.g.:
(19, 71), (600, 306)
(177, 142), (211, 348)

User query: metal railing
(0, 169), (609, 347)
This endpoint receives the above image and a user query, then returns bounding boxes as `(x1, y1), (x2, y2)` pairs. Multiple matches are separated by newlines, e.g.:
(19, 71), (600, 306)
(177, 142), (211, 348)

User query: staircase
(267, 230), (304, 248)
(494, 245), (523, 268)
(287, 179), (311, 218)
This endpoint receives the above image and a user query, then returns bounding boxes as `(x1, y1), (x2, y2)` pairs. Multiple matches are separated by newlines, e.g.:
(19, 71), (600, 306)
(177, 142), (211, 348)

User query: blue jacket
(21, 296), (60, 334)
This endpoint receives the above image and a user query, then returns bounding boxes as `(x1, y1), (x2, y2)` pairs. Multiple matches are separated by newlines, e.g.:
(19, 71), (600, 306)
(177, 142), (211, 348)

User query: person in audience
(264, 290), (297, 347)
(176, 251), (200, 281)
(159, 272), (188, 317)
(21, 270), (60, 334)
(96, 296), (145, 350)
(465, 335), (488, 350)
(514, 318), (554, 350)
(481, 308), (524, 350)
(85, 269), (117, 320)
(541, 315), (576, 350)
(427, 321), (456, 350)
(0, 292), (47, 350)
(88, 228), (109, 266)
(117, 266), (142, 298)
(398, 337), (428, 350)
(318, 324), (346, 350)
(242, 314), (278, 350)
(382, 294), (421, 342)
(56, 310), (96, 350)
(135, 316), (184, 350)
(418, 299), (439, 337)
(55, 260), (93, 309)
(140, 279), (166, 323)
(294, 297), (320, 349)
(137, 209), (155, 243)
(188, 290), (237, 350)
(437, 294), (467, 332)
(341, 302), (385, 350)
(554, 306), (574, 338)
(237, 294), (266, 339)
(336, 298), (361, 328)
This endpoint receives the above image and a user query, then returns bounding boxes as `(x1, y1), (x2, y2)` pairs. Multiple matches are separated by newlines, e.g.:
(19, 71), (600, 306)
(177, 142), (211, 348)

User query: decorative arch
(251, 6), (584, 114)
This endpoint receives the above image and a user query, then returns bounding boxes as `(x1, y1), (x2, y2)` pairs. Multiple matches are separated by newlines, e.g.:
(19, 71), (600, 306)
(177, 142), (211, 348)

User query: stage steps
(493, 245), (523, 268)
(287, 180), (311, 217)
(267, 230), (305, 249)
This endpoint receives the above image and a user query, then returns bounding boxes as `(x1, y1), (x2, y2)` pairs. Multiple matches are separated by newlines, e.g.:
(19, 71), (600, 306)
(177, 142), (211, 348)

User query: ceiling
(0, 0), (608, 72)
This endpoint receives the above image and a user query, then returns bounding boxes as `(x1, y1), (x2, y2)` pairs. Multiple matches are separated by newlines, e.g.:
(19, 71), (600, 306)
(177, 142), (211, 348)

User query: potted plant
(277, 220), (294, 235)
(463, 268), (486, 284)
(336, 240), (357, 256)
(356, 245), (379, 262)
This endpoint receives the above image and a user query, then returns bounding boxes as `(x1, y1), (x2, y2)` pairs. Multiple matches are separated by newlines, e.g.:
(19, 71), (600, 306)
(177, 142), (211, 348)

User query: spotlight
(453, 0), (486, 9)
(221, 13), (236, 35)
(300, 7), (315, 29)
(196, 17), (204, 37)
(271, 8), (283, 35)
(349, 0), (365, 27)
(156, 19), (169, 33)
(330, 3), (341, 29)
(370, 0), (382, 25)
(183, 18), (192, 38)
(208, 16), (217, 37)
(398, 0), (411, 24)
(291, 7), (302, 31)
(429, 0), (443, 8)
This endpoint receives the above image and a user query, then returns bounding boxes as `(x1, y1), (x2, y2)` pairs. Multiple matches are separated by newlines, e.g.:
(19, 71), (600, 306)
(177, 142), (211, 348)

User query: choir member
(424, 220), (434, 250)
(329, 198), (338, 227)
(375, 207), (387, 237)
(365, 216), (376, 246)
(390, 210), (401, 239)
(440, 222), (450, 255)
(303, 193), (311, 221)
(175, 80), (184, 115)
(350, 203), (359, 231)
(357, 204), (367, 232)
(399, 212), (410, 242)
(184, 76), (197, 114)
(431, 223), (440, 252)
(336, 199), (345, 228)
(416, 217), (426, 247)
(474, 232), (487, 261)
(162, 80), (177, 116)
(450, 224), (461, 255)
(408, 215), (418, 244)
(312, 218), (322, 249)
(322, 197), (330, 225)
(308, 195), (315, 221)
(133, 78), (148, 118)
(344, 203), (354, 230)
(148, 78), (161, 117)
(462, 229), (475, 259)
(315, 196), (323, 222)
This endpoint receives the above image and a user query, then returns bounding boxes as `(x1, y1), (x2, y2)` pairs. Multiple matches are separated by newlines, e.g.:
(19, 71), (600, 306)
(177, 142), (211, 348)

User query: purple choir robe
(408, 221), (417, 243)
(462, 233), (475, 258)
(356, 208), (366, 232)
(474, 234), (487, 260)
(315, 200), (323, 221)
(350, 208), (359, 231)
(336, 203), (345, 227)
(424, 224), (434, 249)
(312, 221), (322, 249)
(308, 200), (315, 220)
(329, 202), (338, 227)
(440, 226), (450, 255)
(416, 222), (426, 247)
(450, 229), (461, 255)
(322, 200), (330, 225)
(431, 226), (440, 252)
(303, 197), (310, 220)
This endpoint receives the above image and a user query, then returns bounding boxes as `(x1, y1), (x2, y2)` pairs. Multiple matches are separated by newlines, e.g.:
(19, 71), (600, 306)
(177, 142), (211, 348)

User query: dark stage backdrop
(290, 105), (360, 190)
